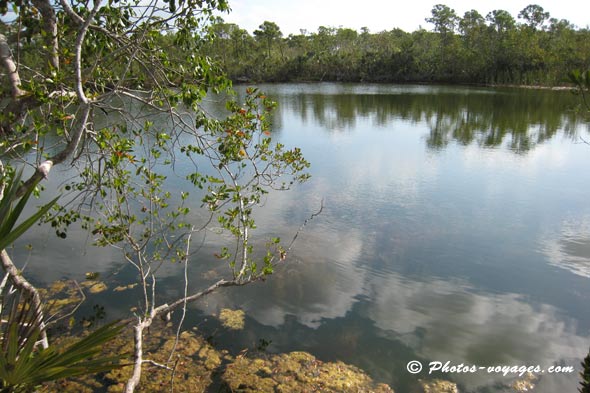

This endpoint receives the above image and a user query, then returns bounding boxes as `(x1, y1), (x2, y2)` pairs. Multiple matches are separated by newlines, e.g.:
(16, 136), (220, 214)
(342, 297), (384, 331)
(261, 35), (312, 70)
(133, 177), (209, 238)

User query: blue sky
(220, 0), (590, 35)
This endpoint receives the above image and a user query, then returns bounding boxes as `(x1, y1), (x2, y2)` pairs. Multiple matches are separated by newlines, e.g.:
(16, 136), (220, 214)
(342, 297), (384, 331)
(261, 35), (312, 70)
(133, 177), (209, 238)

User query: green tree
(426, 4), (459, 35)
(254, 20), (283, 59)
(458, 10), (487, 81)
(208, 21), (239, 69)
(0, 1), (310, 391)
(486, 9), (516, 33)
(518, 4), (550, 30)
(569, 69), (590, 111)
(485, 10), (518, 83)
(425, 4), (460, 79)
(459, 9), (485, 36)
(543, 18), (577, 83)
(512, 7), (550, 84)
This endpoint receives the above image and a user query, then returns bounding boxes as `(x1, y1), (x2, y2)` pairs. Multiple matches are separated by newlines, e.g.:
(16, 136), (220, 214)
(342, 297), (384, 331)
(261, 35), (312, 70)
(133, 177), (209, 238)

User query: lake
(16, 83), (590, 392)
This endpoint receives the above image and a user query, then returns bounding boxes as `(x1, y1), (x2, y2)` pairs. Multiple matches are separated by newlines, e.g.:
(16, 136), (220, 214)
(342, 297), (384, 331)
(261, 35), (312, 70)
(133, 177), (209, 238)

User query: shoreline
(230, 78), (575, 91)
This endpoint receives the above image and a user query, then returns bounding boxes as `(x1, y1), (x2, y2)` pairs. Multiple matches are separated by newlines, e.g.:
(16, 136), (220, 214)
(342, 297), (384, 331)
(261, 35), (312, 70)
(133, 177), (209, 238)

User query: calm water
(17, 84), (590, 392)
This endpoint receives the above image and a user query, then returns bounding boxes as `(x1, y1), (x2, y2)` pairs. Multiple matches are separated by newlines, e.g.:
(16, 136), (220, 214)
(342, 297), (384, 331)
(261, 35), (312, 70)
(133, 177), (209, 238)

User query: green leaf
(0, 168), (58, 250)
(0, 196), (59, 251)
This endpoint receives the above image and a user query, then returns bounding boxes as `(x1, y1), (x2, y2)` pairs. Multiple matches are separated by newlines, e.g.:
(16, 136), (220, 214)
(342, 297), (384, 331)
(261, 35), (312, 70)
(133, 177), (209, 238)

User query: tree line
(200, 4), (590, 85)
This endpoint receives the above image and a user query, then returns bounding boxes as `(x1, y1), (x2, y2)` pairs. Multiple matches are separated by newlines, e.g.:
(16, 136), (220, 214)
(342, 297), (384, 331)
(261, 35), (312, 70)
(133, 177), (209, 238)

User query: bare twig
(286, 199), (324, 252)
(45, 280), (87, 327)
(169, 356), (180, 393)
(143, 359), (173, 370)
(120, 199), (322, 393)
(166, 227), (194, 363)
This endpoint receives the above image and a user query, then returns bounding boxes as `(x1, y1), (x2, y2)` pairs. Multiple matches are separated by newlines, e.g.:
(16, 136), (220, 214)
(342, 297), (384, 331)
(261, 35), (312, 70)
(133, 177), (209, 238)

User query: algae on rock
(420, 379), (459, 393)
(223, 350), (394, 392)
(39, 282), (395, 392)
(219, 308), (246, 330)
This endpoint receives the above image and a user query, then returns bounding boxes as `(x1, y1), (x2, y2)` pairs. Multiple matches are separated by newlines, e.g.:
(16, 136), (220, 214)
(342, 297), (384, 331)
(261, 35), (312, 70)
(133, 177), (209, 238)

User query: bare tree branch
(142, 359), (173, 370)
(74, 0), (103, 105)
(45, 280), (87, 327)
(0, 33), (24, 98)
(58, 0), (85, 26)
(16, 104), (91, 198)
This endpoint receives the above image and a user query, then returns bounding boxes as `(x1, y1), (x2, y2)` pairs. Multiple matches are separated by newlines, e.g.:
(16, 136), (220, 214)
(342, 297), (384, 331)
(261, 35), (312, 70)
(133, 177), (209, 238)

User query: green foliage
(71, 86), (309, 281)
(426, 4), (459, 35)
(518, 4), (550, 30)
(0, 0), (312, 276)
(569, 69), (590, 111)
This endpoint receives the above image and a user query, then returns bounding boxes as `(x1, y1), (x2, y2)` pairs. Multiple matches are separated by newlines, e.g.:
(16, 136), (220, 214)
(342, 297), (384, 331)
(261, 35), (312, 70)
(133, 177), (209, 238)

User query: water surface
(17, 83), (590, 392)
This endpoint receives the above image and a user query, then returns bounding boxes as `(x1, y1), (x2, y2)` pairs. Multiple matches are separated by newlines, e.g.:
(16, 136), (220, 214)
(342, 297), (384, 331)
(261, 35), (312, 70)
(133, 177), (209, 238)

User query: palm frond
(0, 286), (127, 390)
(0, 168), (59, 251)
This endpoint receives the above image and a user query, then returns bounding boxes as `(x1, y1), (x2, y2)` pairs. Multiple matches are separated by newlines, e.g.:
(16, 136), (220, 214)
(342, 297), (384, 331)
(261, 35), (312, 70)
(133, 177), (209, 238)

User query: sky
(220, 0), (590, 35)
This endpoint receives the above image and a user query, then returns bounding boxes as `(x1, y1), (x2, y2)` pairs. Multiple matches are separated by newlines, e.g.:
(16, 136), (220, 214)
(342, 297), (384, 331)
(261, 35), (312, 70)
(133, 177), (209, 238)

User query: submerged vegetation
(39, 317), (396, 392)
(222, 351), (394, 392)
(219, 308), (246, 330)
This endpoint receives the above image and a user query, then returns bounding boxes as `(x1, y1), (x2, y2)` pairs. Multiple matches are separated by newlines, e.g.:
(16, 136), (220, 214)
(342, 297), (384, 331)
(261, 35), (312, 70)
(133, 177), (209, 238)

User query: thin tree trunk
(0, 251), (49, 348)
(0, 33), (24, 98)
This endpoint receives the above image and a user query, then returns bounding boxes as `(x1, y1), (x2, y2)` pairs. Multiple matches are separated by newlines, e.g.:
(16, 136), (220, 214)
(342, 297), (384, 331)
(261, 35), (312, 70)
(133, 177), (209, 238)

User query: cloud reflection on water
(195, 209), (587, 391)
(541, 216), (590, 278)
